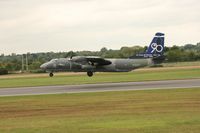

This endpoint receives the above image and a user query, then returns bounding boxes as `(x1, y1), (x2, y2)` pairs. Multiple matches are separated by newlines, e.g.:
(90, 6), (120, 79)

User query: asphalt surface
(1, 79), (200, 97)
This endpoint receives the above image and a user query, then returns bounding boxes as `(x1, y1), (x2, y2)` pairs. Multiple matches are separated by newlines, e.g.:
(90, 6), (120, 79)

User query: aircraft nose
(40, 62), (55, 70)
(40, 63), (47, 70)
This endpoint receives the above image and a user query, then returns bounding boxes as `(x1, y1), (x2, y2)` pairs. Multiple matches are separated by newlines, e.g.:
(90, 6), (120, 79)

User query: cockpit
(50, 59), (58, 62)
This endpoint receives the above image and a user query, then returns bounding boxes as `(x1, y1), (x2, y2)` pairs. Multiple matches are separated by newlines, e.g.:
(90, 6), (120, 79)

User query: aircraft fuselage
(40, 58), (153, 73)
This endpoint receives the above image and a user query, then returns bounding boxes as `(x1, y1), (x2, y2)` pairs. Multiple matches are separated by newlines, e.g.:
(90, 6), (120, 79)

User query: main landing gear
(49, 72), (54, 77)
(87, 71), (93, 77)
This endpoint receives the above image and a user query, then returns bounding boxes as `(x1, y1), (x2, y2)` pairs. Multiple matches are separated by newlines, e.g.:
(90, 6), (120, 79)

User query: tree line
(0, 42), (200, 73)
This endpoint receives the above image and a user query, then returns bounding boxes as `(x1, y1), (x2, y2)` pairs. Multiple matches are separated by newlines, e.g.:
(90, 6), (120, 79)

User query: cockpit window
(50, 59), (58, 62)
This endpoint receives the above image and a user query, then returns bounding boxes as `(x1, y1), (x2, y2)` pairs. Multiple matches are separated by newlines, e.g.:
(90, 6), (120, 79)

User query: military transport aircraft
(40, 32), (165, 77)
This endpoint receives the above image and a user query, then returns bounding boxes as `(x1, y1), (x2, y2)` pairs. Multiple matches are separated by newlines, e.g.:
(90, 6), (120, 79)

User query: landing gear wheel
(87, 71), (93, 77)
(49, 72), (54, 77)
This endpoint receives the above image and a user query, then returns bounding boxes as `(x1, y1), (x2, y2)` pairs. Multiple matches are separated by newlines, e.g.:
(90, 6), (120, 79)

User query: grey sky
(0, 0), (200, 54)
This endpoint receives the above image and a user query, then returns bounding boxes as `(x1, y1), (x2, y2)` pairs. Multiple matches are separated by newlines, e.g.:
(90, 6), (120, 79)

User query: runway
(1, 79), (200, 97)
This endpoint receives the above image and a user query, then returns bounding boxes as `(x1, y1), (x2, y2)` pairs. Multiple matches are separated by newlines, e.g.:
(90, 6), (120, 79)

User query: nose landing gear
(49, 72), (54, 77)
(87, 71), (93, 77)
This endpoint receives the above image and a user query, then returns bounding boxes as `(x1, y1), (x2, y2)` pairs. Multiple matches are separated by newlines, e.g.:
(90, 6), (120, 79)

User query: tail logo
(151, 43), (163, 53)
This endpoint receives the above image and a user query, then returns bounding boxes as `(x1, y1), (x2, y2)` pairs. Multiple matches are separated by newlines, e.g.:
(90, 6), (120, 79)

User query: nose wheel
(87, 71), (93, 77)
(49, 72), (54, 77)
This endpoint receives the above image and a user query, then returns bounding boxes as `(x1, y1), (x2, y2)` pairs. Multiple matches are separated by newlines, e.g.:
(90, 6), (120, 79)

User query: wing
(85, 56), (112, 66)
(72, 56), (111, 66)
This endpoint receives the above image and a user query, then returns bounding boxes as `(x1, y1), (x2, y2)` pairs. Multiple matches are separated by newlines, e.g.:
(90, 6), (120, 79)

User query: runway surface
(1, 79), (200, 97)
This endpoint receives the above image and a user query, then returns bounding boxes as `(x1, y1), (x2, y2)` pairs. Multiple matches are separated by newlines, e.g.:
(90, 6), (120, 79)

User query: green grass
(1, 68), (200, 88)
(0, 88), (200, 133)
(162, 61), (200, 67)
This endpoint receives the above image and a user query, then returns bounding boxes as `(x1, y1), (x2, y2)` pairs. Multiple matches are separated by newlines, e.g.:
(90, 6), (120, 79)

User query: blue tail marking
(135, 32), (165, 58)
(146, 32), (165, 55)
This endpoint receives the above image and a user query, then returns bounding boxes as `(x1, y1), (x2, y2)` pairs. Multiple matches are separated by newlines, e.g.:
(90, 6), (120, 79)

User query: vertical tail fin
(146, 32), (165, 56)
(130, 32), (165, 59)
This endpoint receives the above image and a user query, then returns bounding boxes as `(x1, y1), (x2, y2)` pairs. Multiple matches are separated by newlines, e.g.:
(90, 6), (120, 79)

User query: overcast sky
(0, 0), (200, 54)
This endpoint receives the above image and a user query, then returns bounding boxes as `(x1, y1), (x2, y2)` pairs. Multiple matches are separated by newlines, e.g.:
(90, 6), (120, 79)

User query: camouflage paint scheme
(41, 57), (153, 72)
(40, 33), (165, 77)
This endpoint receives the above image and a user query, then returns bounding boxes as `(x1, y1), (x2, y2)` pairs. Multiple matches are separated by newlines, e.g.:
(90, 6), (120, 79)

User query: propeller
(66, 51), (75, 60)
